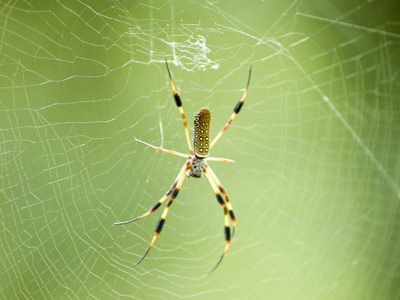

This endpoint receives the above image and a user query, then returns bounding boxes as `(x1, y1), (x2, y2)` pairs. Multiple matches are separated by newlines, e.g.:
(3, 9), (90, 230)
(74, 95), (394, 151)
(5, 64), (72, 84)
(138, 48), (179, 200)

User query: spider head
(189, 156), (206, 178)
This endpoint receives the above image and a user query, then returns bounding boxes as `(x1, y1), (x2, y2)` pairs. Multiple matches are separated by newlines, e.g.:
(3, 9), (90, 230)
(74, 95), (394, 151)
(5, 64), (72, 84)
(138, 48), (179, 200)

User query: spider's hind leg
(164, 55), (194, 155)
(210, 63), (252, 149)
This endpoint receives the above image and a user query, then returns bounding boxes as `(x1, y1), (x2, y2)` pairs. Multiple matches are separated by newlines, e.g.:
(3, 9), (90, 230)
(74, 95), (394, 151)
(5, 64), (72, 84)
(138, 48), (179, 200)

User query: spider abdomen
(193, 107), (211, 158)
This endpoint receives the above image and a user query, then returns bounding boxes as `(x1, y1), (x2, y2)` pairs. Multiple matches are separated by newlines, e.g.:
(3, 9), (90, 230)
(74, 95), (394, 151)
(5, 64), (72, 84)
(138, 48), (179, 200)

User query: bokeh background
(1, 0), (399, 299)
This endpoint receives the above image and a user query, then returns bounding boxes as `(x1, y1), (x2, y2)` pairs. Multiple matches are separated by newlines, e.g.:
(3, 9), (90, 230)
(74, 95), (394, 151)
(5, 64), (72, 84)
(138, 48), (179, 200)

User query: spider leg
(133, 161), (190, 267)
(210, 63), (252, 149)
(114, 162), (189, 225)
(206, 165), (236, 237)
(164, 55), (194, 155)
(207, 156), (235, 164)
(135, 138), (191, 159)
(204, 165), (232, 274)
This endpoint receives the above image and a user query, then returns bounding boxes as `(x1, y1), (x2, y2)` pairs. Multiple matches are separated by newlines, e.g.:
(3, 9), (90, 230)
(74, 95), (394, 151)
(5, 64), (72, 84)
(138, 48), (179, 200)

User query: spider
(115, 56), (252, 273)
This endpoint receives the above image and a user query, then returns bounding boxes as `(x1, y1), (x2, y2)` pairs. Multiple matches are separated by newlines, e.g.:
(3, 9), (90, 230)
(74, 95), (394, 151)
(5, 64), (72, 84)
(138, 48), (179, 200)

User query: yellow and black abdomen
(193, 107), (211, 158)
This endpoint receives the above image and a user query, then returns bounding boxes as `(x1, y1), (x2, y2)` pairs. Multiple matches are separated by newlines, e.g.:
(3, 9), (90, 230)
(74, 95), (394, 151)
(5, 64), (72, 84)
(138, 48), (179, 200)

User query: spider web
(1, 0), (399, 299)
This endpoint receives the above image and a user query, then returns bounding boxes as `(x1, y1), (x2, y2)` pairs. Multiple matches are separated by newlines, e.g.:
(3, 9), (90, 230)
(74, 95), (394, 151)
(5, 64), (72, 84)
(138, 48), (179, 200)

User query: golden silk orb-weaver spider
(114, 56), (252, 274)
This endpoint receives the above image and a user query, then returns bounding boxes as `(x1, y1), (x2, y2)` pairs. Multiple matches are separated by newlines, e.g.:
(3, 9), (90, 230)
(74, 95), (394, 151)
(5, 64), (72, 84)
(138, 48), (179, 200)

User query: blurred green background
(1, 0), (399, 299)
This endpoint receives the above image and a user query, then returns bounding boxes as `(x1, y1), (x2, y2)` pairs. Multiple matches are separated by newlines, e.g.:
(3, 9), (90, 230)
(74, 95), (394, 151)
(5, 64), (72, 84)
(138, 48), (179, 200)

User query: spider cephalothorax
(115, 55), (252, 274)
(189, 155), (207, 178)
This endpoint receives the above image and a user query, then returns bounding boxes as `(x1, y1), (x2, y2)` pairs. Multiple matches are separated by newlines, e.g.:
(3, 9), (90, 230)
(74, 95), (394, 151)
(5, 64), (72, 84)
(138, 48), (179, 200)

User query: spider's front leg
(206, 165), (236, 236)
(204, 164), (232, 274)
(131, 160), (190, 267)
(114, 161), (189, 225)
